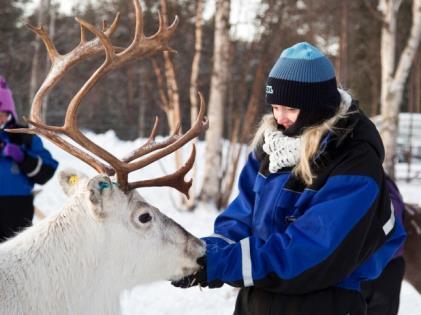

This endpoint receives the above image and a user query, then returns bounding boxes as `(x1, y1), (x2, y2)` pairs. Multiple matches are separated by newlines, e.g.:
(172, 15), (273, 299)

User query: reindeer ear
(86, 175), (114, 219)
(59, 168), (89, 196)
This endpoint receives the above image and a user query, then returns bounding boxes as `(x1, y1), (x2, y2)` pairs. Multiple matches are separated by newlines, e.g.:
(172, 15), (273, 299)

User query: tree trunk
(184, 0), (204, 211)
(41, 0), (55, 123)
(199, 0), (231, 206)
(415, 51), (421, 113)
(126, 66), (135, 124)
(379, 0), (421, 178)
(29, 0), (48, 107)
(151, 57), (179, 135)
(138, 66), (146, 138)
(339, 0), (349, 88)
(160, 0), (181, 134)
(190, 0), (204, 124)
(158, 0), (184, 196)
(369, 71), (380, 117)
(217, 117), (241, 209)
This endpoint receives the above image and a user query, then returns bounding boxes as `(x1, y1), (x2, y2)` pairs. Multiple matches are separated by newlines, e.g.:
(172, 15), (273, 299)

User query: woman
(0, 75), (58, 241)
(172, 42), (406, 315)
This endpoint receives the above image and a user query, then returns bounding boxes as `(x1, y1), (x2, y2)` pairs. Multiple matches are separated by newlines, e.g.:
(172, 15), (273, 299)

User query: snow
(33, 130), (421, 314)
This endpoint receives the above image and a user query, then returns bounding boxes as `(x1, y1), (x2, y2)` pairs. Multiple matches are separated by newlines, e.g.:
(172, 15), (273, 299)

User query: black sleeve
(16, 134), (58, 185)
(18, 153), (57, 184)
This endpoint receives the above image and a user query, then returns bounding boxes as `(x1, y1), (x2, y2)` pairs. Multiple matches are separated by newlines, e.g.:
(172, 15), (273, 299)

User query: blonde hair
(294, 92), (354, 185)
(250, 114), (277, 150)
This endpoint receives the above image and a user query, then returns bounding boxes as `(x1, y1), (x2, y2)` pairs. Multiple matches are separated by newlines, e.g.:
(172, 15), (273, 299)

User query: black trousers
(0, 196), (34, 242)
(234, 285), (367, 315)
(362, 256), (405, 315)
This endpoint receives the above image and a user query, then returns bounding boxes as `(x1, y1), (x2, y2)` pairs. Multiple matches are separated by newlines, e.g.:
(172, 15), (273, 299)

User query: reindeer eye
(138, 213), (152, 223)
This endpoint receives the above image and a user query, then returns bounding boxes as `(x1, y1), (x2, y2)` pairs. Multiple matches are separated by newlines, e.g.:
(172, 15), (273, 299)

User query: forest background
(0, 0), (420, 209)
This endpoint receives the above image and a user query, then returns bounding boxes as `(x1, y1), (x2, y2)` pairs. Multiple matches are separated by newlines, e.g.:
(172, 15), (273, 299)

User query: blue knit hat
(265, 42), (341, 116)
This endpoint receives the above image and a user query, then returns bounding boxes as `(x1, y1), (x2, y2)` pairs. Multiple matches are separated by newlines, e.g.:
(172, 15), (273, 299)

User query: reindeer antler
(8, 0), (208, 197)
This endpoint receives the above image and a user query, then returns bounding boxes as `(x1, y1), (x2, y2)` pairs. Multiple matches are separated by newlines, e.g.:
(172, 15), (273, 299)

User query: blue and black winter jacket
(0, 123), (58, 197)
(203, 109), (406, 294)
(0, 122), (58, 241)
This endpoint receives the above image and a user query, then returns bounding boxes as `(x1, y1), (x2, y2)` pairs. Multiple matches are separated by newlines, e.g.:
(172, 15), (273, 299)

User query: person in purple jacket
(0, 75), (58, 242)
(362, 175), (406, 315)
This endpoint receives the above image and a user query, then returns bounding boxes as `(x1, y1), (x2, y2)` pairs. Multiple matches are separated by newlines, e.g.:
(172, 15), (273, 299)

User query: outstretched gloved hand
(2, 142), (24, 163)
(171, 256), (223, 289)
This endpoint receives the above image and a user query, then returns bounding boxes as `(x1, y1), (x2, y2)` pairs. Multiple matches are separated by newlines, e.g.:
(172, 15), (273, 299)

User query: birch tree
(29, 0), (49, 103)
(190, 0), (204, 125)
(338, 0), (349, 88)
(378, 0), (421, 177)
(41, 0), (56, 122)
(200, 0), (231, 205)
(185, 0), (205, 210)
(149, 0), (182, 135)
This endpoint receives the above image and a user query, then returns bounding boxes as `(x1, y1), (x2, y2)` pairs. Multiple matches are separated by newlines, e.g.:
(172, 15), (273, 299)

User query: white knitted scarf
(262, 130), (301, 173)
(260, 89), (353, 174)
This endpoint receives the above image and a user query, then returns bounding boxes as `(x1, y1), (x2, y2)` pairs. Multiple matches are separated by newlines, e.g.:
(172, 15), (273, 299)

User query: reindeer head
(59, 168), (205, 284)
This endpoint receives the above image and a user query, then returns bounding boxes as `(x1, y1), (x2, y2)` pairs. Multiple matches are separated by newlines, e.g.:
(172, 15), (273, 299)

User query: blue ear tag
(98, 181), (119, 192)
(98, 181), (111, 192)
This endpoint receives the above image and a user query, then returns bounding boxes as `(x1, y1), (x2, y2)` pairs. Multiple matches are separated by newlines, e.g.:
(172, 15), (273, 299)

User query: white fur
(0, 169), (205, 315)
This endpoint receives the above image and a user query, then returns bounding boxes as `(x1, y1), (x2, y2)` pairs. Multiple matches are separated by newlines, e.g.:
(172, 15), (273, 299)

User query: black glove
(171, 256), (223, 289)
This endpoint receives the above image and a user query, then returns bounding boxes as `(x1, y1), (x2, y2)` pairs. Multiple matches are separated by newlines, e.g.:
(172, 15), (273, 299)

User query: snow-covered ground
(33, 131), (421, 315)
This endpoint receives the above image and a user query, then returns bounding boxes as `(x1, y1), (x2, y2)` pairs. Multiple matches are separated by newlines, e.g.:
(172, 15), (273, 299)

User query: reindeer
(403, 202), (421, 294)
(0, 169), (206, 314)
(0, 1), (209, 314)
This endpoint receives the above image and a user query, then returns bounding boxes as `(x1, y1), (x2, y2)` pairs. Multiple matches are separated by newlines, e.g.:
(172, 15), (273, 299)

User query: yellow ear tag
(68, 175), (78, 185)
